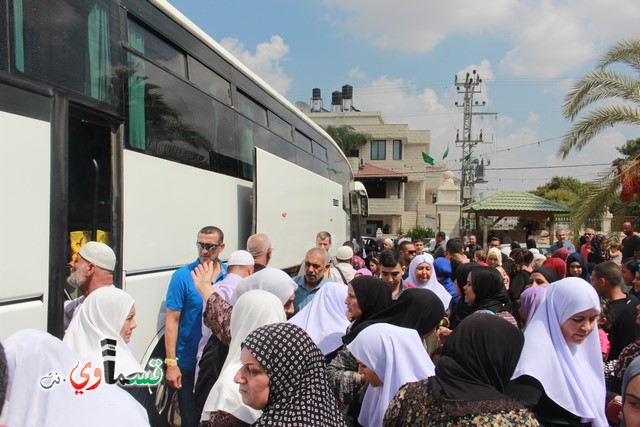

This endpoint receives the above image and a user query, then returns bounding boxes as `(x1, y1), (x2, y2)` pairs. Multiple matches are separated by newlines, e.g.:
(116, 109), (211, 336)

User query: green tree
(559, 39), (640, 235)
(325, 125), (371, 157)
(531, 176), (590, 210)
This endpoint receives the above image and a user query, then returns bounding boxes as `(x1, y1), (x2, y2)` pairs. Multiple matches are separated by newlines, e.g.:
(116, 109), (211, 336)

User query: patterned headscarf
(591, 234), (607, 261)
(242, 323), (346, 427)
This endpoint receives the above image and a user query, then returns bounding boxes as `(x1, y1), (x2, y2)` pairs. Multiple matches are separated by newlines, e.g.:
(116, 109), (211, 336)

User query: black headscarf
(342, 288), (445, 344)
(243, 323), (346, 426)
(349, 276), (392, 331)
(470, 266), (512, 313)
(435, 312), (525, 401)
(449, 262), (480, 328)
(532, 266), (559, 284)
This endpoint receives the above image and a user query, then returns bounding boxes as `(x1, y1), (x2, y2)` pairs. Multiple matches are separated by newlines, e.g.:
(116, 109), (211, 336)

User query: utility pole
(454, 70), (496, 236)
(454, 70), (496, 205)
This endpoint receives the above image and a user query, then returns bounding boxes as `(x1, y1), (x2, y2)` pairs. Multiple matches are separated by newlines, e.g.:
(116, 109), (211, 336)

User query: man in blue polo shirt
(293, 247), (330, 313)
(165, 226), (227, 427)
(548, 227), (576, 254)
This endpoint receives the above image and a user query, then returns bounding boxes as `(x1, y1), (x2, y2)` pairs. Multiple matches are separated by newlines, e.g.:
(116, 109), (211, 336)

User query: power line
(487, 163), (610, 171)
(288, 77), (575, 100)
(487, 136), (563, 155)
(396, 162), (612, 176)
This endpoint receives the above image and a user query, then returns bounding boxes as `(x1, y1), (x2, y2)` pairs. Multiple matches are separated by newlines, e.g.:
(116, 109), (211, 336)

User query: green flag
(461, 151), (472, 162)
(442, 142), (449, 160)
(422, 151), (435, 165)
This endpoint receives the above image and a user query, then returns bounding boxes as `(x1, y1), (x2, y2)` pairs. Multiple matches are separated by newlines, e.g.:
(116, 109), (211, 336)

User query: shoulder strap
(336, 265), (349, 285)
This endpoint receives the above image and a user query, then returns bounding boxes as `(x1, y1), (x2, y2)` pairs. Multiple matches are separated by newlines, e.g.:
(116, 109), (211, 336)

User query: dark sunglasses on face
(196, 242), (220, 252)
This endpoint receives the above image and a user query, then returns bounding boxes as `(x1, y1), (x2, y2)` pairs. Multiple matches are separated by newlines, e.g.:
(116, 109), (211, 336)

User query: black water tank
(342, 84), (353, 99)
(332, 91), (342, 105)
(312, 88), (321, 99)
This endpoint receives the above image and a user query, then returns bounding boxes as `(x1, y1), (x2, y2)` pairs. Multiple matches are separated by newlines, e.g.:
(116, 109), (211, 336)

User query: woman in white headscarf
(507, 277), (607, 426)
(194, 264), (297, 347)
(347, 323), (434, 427)
(486, 247), (503, 267)
(63, 286), (142, 378)
(407, 253), (452, 311)
(4, 329), (149, 426)
(202, 290), (286, 426)
(289, 281), (350, 357)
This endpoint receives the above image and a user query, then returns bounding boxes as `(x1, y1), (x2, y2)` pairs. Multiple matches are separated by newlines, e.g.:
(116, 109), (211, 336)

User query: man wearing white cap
(63, 241), (117, 330)
(194, 250), (254, 416)
(329, 246), (357, 284)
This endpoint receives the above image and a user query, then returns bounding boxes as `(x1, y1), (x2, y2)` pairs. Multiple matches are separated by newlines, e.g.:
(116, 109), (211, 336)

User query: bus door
(66, 108), (120, 306)
(253, 147), (346, 269)
(0, 77), (55, 339)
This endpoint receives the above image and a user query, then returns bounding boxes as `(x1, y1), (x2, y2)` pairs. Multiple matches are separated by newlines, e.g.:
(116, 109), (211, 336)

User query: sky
(168, 0), (640, 196)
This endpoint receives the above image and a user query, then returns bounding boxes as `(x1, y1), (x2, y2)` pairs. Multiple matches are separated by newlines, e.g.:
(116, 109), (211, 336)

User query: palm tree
(325, 125), (371, 157)
(560, 39), (640, 158)
(559, 39), (640, 237)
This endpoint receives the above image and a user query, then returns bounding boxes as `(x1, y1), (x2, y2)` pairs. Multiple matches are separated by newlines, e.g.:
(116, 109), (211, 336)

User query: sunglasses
(196, 242), (221, 252)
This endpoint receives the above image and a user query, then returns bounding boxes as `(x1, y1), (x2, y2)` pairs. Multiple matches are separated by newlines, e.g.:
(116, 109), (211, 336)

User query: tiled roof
(355, 163), (407, 180)
(463, 191), (570, 213)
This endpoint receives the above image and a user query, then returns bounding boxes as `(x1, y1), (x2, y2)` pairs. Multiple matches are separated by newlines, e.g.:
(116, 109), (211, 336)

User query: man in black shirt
(622, 222), (640, 260)
(592, 261), (640, 361)
(464, 234), (482, 260)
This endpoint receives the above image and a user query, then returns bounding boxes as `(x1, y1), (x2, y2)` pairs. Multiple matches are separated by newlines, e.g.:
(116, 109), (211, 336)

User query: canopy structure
(463, 191), (571, 243)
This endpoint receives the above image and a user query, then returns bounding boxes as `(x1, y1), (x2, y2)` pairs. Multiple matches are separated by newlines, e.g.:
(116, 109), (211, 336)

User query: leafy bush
(406, 225), (435, 239)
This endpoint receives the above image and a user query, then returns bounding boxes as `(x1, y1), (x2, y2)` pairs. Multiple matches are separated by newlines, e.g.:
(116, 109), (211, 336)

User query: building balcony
(368, 197), (404, 215)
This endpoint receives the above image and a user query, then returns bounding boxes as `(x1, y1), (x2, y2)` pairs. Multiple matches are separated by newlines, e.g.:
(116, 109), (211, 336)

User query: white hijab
(63, 286), (143, 377)
(289, 281), (349, 355)
(201, 290), (286, 423)
(512, 277), (607, 426)
(5, 329), (149, 426)
(407, 253), (452, 310)
(347, 323), (434, 427)
(230, 267), (297, 305)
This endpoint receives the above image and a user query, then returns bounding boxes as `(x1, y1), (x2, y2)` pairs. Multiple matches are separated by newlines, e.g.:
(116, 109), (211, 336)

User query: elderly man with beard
(293, 247), (330, 313)
(63, 241), (116, 330)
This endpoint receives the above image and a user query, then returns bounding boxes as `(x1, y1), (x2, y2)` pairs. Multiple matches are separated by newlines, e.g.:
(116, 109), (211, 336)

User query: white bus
(0, 0), (368, 381)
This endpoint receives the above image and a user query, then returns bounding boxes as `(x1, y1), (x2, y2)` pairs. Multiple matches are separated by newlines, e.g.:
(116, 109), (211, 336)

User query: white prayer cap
(227, 250), (255, 266)
(78, 242), (116, 271)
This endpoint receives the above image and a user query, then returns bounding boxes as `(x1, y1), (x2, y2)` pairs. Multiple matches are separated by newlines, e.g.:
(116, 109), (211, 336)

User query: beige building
(307, 108), (445, 236)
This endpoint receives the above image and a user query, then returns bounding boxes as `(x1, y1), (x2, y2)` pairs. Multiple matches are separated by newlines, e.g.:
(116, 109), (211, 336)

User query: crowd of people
(3, 222), (640, 426)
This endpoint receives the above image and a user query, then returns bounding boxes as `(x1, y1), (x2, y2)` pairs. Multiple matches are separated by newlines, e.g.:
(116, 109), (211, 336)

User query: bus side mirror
(360, 197), (369, 218)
